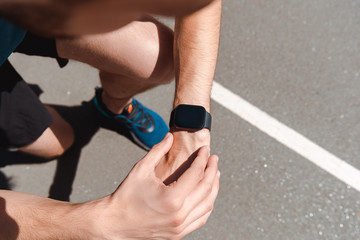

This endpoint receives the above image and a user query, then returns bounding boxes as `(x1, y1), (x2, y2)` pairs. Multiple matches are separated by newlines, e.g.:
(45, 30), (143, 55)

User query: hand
(91, 133), (220, 240)
(156, 129), (211, 183)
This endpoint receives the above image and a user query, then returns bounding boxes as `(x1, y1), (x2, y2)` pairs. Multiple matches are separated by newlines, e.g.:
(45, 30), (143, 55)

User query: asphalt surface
(2, 0), (360, 239)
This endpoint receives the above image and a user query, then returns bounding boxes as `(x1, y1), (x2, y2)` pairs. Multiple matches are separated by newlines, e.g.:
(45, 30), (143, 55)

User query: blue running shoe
(93, 88), (169, 150)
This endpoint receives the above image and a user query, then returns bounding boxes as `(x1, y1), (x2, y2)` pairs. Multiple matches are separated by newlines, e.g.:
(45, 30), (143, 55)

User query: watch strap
(204, 111), (212, 131)
(169, 109), (175, 128)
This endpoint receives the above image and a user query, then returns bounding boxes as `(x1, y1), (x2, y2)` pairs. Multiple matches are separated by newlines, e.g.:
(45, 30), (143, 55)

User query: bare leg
(19, 16), (174, 157)
(19, 106), (74, 159)
(56, 16), (175, 114)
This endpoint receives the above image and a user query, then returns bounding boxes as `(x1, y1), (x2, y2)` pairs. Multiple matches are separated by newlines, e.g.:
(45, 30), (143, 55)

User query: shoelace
(118, 100), (151, 129)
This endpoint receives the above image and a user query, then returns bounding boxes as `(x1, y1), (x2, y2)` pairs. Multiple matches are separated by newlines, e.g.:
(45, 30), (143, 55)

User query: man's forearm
(0, 134), (218, 240)
(0, 190), (94, 240)
(173, 0), (222, 112)
(156, 0), (222, 181)
(0, 0), (216, 37)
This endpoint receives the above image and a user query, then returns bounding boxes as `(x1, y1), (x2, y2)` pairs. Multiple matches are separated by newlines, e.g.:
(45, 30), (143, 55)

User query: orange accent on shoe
(127, 104), (133, 114)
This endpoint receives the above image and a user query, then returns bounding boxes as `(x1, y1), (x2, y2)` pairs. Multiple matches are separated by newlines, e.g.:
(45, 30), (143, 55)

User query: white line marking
(211, 81), (360, 192)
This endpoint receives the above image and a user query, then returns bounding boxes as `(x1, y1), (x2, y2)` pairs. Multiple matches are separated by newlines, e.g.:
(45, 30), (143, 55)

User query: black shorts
(0, 33), (68, 149)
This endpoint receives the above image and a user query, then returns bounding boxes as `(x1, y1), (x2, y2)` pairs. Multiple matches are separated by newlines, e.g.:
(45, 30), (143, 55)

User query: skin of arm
(173, 0), (222, 112)
(0, 1), (221, 237)
(156, 0), (222, 181)
(0, 134), (220, 240)
(0, 0), (216, 37)
(0, 191), (94, 240)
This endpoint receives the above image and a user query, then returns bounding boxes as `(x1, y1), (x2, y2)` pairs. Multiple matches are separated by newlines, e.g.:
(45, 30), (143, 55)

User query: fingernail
(164, 133), (171, 139)
(217, 171), (221, 178)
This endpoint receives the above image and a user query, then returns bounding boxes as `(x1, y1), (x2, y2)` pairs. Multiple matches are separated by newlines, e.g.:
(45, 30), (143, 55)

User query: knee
(37, 127), (75, 159)
(19, 105), (75, 159)
(19, 127), (74, 160)
(41, 142), (71, 160)
(50, 127), (75, 158)
(136, 18), (175, 84)
(151, 22), (175, 84)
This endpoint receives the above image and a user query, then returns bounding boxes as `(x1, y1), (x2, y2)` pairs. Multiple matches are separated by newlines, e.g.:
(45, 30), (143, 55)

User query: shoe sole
(129, 131), (151, 151)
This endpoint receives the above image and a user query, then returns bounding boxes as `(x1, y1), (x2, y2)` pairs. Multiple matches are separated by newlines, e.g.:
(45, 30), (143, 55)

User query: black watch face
(174, 105), (206, 129)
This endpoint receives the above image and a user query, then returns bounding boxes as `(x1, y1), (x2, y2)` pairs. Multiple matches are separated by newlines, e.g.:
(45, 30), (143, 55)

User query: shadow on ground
(0, 85), (132, 201)
(0, 100), (100, 201)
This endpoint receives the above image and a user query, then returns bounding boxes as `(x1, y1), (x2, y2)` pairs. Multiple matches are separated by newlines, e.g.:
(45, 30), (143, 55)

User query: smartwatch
(169, 104), (212, 131)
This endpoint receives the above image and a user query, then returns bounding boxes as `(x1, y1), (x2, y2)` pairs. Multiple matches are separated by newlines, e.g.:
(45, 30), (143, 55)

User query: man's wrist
(54, 201), (100, 240)
(170, 127), (210, 136)
(173, 98), (211, 113)
(78, 196), (116, 240)
(170, 128), (211, 151)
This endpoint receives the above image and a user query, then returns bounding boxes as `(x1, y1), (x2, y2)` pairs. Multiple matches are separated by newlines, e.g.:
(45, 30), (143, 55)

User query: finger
(172, 146), (210, 196)
(142, 133), (173, 168)
(179, 168), (220, 232)
(182, 155), (219, 214)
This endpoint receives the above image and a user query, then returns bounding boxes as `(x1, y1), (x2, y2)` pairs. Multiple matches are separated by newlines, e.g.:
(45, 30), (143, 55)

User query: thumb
(141, 133), (173, 168)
